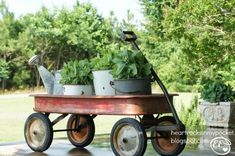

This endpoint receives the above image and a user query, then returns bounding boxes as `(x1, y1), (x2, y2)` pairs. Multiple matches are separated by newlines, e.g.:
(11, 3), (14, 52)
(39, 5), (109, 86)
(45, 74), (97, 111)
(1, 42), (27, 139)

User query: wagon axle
(122, 138), (128, 143)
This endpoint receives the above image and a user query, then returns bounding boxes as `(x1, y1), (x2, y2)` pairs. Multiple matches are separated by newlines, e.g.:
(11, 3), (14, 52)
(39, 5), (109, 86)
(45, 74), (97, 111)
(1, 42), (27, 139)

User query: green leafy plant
(201, 78), (235, 103)
(179, 95), (205, 128)
(60, 59), (93, 85)
(91, 53), (114, 71)
(112, 49), (152, 79)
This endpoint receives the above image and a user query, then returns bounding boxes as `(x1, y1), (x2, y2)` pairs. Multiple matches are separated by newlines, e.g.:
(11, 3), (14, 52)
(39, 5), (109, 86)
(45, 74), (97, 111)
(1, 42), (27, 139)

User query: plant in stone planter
(199, 77), (235, 127)
(201, 79), (235, 103)
(91, 53), (115, 95)
(60, 59), (93, 95)
(111, 49), (152, 95)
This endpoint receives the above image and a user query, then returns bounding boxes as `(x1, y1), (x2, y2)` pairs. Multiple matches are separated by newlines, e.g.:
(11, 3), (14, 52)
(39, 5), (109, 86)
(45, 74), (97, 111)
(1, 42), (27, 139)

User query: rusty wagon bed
(32, 94), (175, 115)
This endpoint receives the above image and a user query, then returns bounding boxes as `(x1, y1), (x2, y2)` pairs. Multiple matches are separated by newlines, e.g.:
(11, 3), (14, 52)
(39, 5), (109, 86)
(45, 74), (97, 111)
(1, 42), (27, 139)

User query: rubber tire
(67, 115), (95, 147)
(151, 116), (187, 156)
(110, 118), (147, 156)
(24, 113), (53, 152)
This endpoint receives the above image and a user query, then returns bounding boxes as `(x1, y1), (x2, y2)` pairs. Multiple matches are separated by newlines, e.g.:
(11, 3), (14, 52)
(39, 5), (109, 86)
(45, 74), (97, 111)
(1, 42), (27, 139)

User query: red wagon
(24, 94), (186, 156)
(24, 31), (187, 156)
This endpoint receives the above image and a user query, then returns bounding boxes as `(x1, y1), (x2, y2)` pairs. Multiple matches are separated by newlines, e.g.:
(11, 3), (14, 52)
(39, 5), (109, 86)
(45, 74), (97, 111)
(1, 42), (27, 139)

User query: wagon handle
(121, 30), (137, 42)
(121, 30), (182, 126)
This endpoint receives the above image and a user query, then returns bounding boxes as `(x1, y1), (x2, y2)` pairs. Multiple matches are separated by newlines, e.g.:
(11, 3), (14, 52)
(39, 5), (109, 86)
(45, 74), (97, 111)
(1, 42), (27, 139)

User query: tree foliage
(141, 0), (235, 91)
(1, 0), (234, 91)
(0, 2), (125, 89)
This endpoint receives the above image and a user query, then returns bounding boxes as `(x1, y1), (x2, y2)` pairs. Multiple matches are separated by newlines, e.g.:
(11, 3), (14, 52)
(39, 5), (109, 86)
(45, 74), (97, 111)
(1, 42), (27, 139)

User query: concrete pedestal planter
(199, 101), (235, 128)
(63, 85), (93, 95)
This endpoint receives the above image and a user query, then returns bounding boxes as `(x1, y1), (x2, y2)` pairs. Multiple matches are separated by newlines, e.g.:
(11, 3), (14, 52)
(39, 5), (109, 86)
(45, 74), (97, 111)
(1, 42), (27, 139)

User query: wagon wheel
(67, 114), (95, 147)
(110, 118), (147, 156)
(151, 116), (186, 156)
(24, 113), (53, 152)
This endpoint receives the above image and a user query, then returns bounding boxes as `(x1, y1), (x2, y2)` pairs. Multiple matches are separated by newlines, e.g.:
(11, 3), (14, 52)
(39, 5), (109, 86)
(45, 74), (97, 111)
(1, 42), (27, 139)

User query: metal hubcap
(114, 125), (140, 156)
(70, 117), (88, 143)
(26, 118), (46, 148)
(155, 121), (178, 152)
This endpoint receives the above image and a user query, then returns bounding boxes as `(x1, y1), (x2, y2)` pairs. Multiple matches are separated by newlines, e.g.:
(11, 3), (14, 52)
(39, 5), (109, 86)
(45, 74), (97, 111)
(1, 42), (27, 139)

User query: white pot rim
(92, 69), (112, 72)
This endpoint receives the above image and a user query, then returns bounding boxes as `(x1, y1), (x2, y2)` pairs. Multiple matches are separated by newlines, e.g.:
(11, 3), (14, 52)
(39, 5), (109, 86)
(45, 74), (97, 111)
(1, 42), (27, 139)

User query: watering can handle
(121, 31), (137, 42)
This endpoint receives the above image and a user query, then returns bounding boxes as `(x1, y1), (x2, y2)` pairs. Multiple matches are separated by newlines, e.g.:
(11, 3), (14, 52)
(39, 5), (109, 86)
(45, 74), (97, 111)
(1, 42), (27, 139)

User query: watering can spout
(28, 55), (63, 95)
(28, 55), (41, 66)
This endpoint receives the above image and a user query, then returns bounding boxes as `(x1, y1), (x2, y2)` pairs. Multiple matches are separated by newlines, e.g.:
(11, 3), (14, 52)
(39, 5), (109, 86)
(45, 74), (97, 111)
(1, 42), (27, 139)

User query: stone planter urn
(199, 101), (235, 128)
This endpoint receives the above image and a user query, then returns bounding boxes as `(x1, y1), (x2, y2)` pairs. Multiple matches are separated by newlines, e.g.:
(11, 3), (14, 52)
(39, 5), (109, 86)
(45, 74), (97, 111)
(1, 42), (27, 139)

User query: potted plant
(111, 49), (152, 95)
(199, 77), (235, 127)
(60, 59), (93, 95)
(91, 53), (115, 95)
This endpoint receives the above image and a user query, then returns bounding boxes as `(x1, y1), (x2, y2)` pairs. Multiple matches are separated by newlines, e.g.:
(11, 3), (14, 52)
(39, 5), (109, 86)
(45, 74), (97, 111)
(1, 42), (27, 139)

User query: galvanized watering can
(28, 55), (64, 95)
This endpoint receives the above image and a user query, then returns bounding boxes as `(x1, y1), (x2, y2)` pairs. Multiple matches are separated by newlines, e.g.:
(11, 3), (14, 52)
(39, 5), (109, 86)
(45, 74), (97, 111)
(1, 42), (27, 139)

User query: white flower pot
(92, 70), (115, 95)
(63, 85), (93, 95)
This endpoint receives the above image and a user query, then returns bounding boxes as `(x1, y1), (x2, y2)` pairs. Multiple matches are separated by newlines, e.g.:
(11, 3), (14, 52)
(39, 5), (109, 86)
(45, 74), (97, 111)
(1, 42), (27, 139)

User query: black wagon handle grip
(121, 30), (137, 42)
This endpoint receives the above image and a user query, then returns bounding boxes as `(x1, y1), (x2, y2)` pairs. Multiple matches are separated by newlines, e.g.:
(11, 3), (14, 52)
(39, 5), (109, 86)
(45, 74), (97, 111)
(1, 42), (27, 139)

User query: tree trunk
(1, 79), (6, 93)
(56, 46), (63, 70)
(35, 68), (41, 88)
